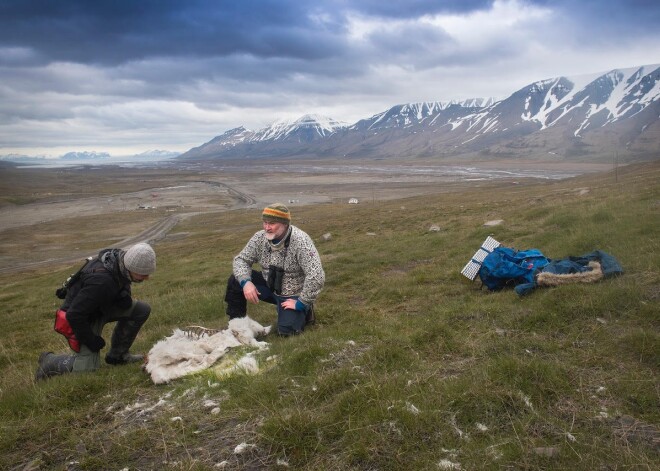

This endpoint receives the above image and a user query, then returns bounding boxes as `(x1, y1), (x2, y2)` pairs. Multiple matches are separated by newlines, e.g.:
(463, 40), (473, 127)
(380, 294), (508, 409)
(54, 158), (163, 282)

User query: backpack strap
(55, 256), (95, 299)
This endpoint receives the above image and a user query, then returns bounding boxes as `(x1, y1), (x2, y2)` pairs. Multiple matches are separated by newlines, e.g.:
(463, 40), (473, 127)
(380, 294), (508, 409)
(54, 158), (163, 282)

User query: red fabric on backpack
(54, 309), (80, 353)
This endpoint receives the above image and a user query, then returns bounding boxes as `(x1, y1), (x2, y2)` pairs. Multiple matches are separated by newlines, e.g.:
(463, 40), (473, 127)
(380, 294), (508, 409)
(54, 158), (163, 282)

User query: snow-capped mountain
(61, 151), (111, 160)
(252, 114), (349, 142)
(179, 64), (660, 162)
(183, 115), (348, 159)
(350, 99), (496, 132)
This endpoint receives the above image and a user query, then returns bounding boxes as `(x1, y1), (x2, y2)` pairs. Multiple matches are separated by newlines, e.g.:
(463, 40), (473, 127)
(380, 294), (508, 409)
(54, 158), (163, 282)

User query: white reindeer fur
(145, 316), (271, 384)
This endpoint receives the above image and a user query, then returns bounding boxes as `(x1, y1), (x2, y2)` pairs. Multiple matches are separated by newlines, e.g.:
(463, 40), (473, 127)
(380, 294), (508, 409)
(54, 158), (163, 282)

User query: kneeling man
(36, 243), (156, 380)
(224, 203), (325, 335)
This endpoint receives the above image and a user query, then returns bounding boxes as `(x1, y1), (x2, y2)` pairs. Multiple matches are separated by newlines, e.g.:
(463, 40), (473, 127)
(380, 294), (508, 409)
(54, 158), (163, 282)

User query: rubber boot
(35, 352), (75, 380)
(105, 302), (149, 365)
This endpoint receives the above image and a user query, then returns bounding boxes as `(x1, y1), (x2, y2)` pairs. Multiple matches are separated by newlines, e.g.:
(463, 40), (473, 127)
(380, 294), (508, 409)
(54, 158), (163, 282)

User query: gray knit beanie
(123, 243), (156, 275)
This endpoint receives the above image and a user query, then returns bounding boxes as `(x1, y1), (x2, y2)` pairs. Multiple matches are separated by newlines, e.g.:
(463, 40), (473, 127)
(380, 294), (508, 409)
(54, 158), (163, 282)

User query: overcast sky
(1, 0), (659, 157)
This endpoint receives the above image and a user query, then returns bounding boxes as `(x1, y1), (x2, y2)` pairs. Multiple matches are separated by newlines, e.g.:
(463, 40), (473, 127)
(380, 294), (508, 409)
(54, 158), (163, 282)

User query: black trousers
(224, 270), (306, 336)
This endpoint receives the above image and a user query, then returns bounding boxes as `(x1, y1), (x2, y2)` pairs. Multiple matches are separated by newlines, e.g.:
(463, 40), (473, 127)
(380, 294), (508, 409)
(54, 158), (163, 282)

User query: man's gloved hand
(87, 335), (106, 352)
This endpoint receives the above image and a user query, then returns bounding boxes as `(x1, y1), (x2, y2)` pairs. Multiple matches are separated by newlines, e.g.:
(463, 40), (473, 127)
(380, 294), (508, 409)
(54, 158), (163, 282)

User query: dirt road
(0, 180), (259, 274)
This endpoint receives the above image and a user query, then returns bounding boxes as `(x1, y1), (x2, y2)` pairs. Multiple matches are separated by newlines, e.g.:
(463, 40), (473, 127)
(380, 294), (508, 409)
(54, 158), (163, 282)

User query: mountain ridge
(180, 64), (660, 163)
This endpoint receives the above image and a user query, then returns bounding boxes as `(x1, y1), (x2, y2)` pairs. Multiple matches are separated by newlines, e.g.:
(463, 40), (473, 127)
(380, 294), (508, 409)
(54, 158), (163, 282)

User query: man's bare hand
(280, 298), (298, 310)
(243, 281), (260, 304)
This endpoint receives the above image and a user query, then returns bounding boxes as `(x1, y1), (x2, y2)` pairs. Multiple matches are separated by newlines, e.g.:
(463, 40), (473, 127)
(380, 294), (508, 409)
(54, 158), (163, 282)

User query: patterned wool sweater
(233, 225), (325, 307)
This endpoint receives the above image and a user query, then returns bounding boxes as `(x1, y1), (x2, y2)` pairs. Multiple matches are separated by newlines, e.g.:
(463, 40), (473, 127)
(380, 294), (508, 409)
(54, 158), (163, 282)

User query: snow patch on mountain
(523, 65), (660, 130)
(254, 114), (348, 141)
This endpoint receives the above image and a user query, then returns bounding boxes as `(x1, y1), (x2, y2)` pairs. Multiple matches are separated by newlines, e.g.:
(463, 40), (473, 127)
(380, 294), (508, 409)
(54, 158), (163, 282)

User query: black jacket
(61, 249), (132, 351)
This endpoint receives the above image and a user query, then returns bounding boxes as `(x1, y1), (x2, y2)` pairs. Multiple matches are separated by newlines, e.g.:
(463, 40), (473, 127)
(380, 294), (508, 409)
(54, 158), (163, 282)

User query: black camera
(267, 265), (285, 294)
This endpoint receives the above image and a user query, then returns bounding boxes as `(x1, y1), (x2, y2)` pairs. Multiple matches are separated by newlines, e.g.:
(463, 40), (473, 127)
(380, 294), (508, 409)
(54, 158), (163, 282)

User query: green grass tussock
(1, 162), (658, 470)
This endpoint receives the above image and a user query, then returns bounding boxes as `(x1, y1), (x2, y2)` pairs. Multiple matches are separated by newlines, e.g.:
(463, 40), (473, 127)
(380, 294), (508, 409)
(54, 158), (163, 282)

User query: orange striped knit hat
(262, 203), (291, 224)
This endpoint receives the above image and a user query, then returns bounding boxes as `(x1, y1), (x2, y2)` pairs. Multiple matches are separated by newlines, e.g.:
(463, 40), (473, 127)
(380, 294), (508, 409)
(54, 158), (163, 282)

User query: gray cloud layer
(1, 0), (658, 156)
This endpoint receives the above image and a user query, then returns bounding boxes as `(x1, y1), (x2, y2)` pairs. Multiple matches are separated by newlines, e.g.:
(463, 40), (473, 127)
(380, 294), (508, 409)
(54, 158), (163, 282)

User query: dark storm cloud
(0, 0), (348, 65)
(1, 1), (658, 67)
(0, 0), (516, 67)
(0, 0), (658, 155)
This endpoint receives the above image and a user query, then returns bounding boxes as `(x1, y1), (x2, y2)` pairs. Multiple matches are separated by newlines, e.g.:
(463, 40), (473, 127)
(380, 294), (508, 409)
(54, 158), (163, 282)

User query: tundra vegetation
(0, 161), (658, 470)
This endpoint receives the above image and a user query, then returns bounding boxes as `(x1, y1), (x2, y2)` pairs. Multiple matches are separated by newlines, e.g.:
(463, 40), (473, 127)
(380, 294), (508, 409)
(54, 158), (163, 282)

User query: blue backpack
(478, 246), (549, 291)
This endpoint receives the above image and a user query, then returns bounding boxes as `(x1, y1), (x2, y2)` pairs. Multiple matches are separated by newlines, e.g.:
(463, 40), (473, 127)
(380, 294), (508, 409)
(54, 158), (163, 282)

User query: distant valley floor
(0, 158), (614, 273)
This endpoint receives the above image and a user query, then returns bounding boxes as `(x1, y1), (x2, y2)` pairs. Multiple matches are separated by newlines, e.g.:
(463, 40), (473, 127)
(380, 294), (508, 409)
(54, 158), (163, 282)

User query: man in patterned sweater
(224, 203), (325, 336)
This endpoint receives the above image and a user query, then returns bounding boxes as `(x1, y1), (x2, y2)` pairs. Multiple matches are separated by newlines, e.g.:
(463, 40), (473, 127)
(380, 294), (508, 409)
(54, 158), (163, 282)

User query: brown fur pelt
(536, 261), (604, 287)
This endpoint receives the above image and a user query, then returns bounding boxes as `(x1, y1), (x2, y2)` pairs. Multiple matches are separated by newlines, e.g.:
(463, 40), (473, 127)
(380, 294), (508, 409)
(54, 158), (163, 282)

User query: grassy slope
(0, 162), (658, 470)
